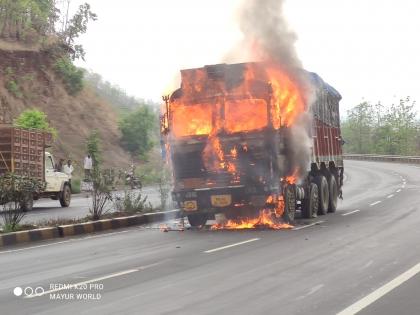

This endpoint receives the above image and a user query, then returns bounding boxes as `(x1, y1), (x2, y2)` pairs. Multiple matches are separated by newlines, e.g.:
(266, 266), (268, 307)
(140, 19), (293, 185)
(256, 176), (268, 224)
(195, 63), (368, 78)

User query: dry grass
(0, 48), (132, 171)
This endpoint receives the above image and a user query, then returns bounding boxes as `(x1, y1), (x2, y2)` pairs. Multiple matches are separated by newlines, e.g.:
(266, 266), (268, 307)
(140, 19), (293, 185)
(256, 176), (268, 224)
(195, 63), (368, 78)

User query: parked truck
(0, 125), (72, 211)
(161, 63), (343, 226)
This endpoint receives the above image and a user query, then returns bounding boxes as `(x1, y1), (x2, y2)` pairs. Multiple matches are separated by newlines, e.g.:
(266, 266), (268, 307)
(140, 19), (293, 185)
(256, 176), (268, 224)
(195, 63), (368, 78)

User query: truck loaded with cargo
(0, 125), (72, 211)
(161, 62), (343, 227)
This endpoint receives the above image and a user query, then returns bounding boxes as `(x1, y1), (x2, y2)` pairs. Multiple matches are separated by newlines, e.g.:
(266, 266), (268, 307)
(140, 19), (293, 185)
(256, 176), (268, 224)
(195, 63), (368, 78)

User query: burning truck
(161, 62), (343, 228)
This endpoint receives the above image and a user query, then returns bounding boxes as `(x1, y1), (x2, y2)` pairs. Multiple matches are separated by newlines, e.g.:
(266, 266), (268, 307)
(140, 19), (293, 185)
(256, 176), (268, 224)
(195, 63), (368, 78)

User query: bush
(0, 174), (45, 232)
(71, 178), (81, 194)
(54, 57), (84, 95)
(113, 190), (151, 214)
(6, 80), (23, 98)
(14, 109), (57, 136)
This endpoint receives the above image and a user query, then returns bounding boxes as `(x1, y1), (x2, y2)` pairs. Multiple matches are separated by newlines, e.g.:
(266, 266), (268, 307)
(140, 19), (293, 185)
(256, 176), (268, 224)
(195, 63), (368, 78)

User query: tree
(0, 0), (56, 41)
(61, 2), (97, 60)
(86, 129), (101, 169)
(119, 106), (157, 160)
(342, 97), (419, 155)
(14, 108), (57, 136)
(341, 102), (375, 154)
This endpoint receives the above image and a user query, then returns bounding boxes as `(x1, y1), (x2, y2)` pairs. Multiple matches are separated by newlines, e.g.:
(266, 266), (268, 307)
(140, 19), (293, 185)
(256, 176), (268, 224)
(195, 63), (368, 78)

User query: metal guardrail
(344, 154), (420, 164)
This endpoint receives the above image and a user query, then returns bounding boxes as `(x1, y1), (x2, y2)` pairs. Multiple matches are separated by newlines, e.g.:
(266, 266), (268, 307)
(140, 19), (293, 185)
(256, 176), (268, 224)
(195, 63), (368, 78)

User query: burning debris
(211, 210), (293, 230)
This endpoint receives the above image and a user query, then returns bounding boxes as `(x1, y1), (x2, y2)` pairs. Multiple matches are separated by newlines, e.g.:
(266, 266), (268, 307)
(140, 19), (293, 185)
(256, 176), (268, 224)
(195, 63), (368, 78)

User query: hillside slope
(0, 44), (132, 170)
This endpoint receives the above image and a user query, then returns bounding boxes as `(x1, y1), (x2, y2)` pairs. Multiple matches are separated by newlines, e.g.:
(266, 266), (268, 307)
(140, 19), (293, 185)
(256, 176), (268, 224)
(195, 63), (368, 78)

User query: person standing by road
(63, 160), (74, 185)
(84, 154), (93, 180)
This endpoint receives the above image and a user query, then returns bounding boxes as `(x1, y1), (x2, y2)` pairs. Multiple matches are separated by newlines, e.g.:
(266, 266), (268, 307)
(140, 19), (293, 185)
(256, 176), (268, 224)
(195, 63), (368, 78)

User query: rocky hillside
(0, 43), (132, 170)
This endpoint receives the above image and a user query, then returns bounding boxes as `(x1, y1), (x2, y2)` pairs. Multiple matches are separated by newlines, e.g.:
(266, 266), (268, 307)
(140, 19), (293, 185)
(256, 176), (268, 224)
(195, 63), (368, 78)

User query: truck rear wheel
(282, 185), (296, 223)
(302, 183), (319, 219)
(20, 194), (34, 212)
(60, 184), (72, 207)
(328, 174), (338, 212)
(187, 213), (208, 227)
(315, 175), (329, 215)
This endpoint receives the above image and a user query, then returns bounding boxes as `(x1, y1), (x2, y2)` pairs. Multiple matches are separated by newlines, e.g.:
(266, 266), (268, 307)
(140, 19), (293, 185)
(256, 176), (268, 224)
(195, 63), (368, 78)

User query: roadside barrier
(344, 154), (420, 164)
(0, 209), (180, 248)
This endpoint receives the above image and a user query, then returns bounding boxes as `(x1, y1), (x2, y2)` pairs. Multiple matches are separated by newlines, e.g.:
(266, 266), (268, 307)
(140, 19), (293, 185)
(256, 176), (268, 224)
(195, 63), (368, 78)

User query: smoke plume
(225, 0), (313, 176)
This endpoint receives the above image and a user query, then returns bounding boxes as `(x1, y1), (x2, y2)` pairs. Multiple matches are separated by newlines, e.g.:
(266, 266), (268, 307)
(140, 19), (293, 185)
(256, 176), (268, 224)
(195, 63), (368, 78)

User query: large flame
(168, 63), (306, 140)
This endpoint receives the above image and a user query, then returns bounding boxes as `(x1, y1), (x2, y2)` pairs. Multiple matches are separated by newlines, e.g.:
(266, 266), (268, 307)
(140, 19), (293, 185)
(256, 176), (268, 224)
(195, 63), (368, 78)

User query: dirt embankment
(0, 44), (132, 171)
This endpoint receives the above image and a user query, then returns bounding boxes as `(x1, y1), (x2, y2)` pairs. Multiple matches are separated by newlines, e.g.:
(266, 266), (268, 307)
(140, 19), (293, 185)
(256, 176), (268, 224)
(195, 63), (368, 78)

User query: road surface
(22, 186), (163, 224)
(1, 160), (420, 314)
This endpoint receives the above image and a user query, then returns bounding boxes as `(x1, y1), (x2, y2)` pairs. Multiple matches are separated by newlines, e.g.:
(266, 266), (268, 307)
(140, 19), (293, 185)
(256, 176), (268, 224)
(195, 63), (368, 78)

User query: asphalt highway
(2, 160), (420, 315)
(22, 186), (163, 224)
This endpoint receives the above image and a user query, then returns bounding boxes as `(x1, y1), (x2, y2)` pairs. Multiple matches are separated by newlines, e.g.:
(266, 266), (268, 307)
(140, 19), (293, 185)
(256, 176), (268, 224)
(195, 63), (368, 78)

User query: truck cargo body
(0, 125), (52, 180)
(162, 63), (343, 226)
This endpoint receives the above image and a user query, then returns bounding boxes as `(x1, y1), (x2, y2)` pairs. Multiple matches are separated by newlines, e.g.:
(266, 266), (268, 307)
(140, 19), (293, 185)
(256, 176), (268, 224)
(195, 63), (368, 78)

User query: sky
(72, 0), (420, 114)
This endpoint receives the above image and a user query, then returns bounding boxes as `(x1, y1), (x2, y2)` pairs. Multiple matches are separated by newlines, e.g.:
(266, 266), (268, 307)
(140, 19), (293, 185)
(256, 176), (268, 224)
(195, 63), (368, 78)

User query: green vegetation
(113, 190), (151, 214)
(0, 0), (56, 42)
(119, 106), (157, 160)
(5, 80), (22, 98)
(71, 178), (81, 194)
(0, 174), (45, 232)
(54, 57), (84, 95)
(61, 3), (97, 61)
(342, 97), (419, 155)
(86, 129), (101, 168)
(14, 108), (57, 136)
(1, 1), (96, 95)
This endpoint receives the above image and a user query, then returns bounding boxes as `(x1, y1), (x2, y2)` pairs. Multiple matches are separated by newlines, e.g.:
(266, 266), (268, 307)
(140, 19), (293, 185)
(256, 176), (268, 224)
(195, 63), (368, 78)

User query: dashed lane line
(387, 194), (394, 199)
(341, 210), (360, 216)
(204, 238), (260, 253)
(25, 261), (165, 299)
(370, 201), (382, 206)
(292, 221), (325, 230)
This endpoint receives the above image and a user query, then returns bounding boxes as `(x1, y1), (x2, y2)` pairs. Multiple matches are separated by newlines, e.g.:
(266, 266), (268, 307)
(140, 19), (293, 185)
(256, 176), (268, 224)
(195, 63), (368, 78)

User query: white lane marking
(25, 261), (164, 299)
(292, 221), (325, 230)
(295, 284), (324, 300)
(337, 261), (420, 315)
(370, 201), (382, 206)
(341, 210), (360, 216)
(396, 189), (401, 193)
(387, 194), (394, 199)
(0, 230), (131, 254)
(204, 238), (260, 253)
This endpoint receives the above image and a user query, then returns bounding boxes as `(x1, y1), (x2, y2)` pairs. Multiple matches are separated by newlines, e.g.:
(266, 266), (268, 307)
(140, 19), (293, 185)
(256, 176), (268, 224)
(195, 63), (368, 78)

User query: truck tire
(60, 184), (72, 207)
(282, 185), (296, 223)
(302, 183), (319, 219)
(314, 175), (329, 215)
(187, 213), (208, 227)
(328, 175), (338, 213)
(20, 194), (34, 212)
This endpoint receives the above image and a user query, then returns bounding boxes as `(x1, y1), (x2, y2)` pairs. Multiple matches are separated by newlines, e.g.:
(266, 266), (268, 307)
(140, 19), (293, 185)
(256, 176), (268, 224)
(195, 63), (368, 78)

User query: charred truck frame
(161, 63), (343, 227)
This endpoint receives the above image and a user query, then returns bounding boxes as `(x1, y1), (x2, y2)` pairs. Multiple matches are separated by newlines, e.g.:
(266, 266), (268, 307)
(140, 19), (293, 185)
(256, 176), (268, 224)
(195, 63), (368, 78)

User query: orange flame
(283, 168), (299, 185)
(210, 209), (293, 230)
(266, 65), (306, 128)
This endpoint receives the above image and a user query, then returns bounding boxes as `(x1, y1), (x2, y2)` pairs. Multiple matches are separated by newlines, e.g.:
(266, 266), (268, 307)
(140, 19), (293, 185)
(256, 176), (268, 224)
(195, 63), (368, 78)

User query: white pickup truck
(24, 152), (72, 211)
